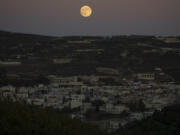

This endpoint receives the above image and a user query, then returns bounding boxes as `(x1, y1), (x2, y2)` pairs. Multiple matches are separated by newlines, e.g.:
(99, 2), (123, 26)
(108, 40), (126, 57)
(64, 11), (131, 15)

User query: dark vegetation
(0, 99), (180, 135)
(0, 99), (105, 135)
(119, 104), (180, 135)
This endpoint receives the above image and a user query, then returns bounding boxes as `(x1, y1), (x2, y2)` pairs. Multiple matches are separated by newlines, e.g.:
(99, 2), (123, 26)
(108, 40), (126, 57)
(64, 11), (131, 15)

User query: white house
(70, 94), (85, 109)
(106, 104), (129, 114)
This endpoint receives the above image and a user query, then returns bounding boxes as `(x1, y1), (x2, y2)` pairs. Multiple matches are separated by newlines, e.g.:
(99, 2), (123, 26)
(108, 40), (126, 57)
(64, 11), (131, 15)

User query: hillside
(0, 31), (180, 85)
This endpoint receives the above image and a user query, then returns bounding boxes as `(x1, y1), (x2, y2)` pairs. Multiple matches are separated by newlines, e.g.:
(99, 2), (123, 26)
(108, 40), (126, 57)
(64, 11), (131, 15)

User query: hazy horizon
(1, 29), (180, 38)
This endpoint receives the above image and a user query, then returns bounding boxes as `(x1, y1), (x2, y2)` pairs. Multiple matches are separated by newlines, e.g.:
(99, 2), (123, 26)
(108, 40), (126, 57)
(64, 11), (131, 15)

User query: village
(1, 72), (180, 132)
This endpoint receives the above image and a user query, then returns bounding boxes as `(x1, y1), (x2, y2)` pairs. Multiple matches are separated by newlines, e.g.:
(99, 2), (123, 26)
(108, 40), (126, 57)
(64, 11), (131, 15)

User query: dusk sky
(0, 0), (180, 36)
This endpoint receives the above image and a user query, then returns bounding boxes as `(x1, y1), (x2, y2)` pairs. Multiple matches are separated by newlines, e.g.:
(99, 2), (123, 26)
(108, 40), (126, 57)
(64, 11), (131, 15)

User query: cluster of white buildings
(0, 75), (180, 132)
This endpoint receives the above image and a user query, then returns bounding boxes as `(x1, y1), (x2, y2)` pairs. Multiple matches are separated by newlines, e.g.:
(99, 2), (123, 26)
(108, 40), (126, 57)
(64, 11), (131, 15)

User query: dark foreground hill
(0, 99), (180, 135)
(119, 104), (180, 135)
(0, 99), (105, 135)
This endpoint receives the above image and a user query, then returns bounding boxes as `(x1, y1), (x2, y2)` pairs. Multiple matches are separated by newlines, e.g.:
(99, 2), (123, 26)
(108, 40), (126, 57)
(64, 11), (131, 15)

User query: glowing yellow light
(80, 5), (92, 17)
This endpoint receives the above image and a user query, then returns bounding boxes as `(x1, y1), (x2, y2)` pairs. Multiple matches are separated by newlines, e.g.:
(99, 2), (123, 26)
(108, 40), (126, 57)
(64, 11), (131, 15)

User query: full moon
(80, 5), (92, 17)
